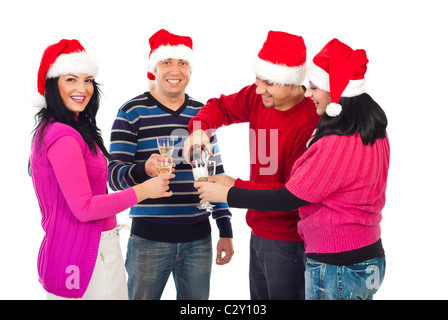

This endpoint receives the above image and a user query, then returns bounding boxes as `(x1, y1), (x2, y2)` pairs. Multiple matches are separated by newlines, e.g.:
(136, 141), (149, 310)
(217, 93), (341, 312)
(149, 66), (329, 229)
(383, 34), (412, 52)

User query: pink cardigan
(286, 134), (390, 254)
(30, 122), (137, 298)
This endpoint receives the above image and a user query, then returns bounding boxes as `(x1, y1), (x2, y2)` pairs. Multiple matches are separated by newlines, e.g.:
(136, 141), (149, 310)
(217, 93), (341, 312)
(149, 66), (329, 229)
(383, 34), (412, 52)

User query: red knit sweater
(189, 84), (320, 241)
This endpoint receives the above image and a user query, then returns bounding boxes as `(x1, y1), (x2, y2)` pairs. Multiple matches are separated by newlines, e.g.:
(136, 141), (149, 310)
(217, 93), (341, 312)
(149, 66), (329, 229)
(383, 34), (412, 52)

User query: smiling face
(58, 73), (94, 113)
(254, 78), (299, 111)
(304, 81), (332, 116)
(153, 59), (191, 98)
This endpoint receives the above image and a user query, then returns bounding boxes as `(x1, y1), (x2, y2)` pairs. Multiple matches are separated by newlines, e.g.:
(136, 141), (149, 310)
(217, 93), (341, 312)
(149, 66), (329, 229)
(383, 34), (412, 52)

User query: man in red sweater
(187, 31), (320, 299)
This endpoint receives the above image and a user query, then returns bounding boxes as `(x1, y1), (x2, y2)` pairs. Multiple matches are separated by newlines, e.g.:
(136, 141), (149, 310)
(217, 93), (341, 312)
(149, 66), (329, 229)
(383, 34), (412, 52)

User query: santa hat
(147, 29), (194, 81)
(31, 39), (99, 109)
(252, 31), (307, 86)
(307, 38), (368, 117)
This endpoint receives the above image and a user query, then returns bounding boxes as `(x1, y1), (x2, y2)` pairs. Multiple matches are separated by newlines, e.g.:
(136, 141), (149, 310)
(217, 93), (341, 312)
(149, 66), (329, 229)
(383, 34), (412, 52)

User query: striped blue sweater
(108, 92), (232, 242)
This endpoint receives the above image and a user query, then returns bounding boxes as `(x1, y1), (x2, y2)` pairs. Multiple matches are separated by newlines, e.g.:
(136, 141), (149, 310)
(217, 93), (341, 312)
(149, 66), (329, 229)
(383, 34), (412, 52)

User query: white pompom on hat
(32, 39), (98, 109)
(306, 38), (368, 117)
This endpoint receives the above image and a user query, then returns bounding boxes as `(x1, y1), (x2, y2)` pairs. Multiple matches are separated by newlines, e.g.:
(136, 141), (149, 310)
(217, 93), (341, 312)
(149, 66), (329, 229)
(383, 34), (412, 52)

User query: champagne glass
(192, 159), (215, 212)
(155, 157), (173, 176)
(157, 137), (175, 157)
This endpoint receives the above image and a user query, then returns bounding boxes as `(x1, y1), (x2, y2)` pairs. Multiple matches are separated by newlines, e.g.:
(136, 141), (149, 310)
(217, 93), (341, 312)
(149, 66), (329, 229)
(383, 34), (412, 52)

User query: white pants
(46, 225), (128, 300)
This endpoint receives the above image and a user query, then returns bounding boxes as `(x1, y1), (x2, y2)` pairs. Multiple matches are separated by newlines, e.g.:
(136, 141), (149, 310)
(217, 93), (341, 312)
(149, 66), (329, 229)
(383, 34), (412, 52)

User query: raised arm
(49, 135), (173, 223)
(185, 84), (258, 163)
(195, 182), (308, 213)
(188, 84), (258, 133)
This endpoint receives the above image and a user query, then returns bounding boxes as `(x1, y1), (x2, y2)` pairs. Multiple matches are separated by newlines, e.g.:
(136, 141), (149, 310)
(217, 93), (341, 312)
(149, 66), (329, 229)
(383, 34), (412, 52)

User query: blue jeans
(305, 257), (386, 300)
(125, 234), (212, 300)
(249, 234), (306, 300)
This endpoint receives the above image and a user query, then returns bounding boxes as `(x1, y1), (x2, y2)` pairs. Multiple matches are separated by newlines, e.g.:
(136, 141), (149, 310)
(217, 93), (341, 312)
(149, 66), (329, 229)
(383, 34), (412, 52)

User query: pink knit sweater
(286, 134), (390, 254)
(30, 122), (137, 298)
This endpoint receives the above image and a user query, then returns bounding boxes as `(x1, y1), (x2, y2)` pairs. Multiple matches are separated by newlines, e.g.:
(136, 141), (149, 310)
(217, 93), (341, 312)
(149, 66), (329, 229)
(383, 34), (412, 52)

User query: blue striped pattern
(107, 92), (231, 222)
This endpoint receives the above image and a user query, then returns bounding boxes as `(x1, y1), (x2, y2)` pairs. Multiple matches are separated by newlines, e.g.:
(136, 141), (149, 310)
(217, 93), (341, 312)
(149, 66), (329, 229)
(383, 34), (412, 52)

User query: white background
(1, 0), (447, 300)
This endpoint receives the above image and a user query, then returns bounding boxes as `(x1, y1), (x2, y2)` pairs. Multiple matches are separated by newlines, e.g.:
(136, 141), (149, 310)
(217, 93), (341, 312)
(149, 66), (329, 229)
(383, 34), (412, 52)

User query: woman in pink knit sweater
(196, 39), (389, 300)
(29, 39), (174, 299)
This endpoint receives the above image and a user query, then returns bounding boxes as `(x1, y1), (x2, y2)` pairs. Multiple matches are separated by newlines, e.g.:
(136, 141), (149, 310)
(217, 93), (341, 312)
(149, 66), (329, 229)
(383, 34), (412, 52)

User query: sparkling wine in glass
(157, 137), (175, 157)
(155, 157), (173, 176)
(192, 159), (215, 211)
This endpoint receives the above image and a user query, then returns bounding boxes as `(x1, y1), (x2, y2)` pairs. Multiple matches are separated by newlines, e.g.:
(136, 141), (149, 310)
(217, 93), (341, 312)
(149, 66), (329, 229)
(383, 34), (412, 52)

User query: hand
(194, 181), (230, 204)
(145, 153), (161, 177)
(145, 153), (175, 177)
(208, 174), (235, 188)
(133, 173), (175, 202)
(216, 238), (234, 265)
(183, 129), (213, 163)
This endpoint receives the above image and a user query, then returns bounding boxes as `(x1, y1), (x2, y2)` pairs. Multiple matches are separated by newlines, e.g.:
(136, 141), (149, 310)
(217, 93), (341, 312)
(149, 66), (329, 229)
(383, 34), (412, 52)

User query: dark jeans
(249, 234), (306, 300)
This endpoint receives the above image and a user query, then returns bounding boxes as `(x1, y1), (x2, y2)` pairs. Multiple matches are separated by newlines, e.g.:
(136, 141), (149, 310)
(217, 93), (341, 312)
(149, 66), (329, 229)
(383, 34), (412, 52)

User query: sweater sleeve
(285, 135), (354, 203)
(188, 84), (257, 132)
(227, 186), (308, 212)
(215, 217), (233, 238)
(47, 135), (138, 223)
(108, 108), (150, 191)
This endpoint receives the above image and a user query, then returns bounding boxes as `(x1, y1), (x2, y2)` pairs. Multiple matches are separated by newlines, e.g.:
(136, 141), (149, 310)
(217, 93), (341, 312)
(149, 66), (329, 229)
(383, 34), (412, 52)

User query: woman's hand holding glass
(192, 160), (217, 211)
(195, 175), (232, 205)
(133, 173), (175, 202)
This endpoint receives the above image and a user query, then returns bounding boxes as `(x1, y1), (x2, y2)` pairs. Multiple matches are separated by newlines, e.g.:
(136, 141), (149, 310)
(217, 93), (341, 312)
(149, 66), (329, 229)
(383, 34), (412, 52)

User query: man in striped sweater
(107, 30), (233, 300)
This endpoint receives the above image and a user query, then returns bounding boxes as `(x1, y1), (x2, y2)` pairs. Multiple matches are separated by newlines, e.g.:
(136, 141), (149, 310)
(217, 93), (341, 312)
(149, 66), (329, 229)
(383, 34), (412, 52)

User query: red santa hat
(31, 39), (99, 109)
(252, 31), (307, 86)
(147, 29), (194, 81)
(307, 38), (368, 117)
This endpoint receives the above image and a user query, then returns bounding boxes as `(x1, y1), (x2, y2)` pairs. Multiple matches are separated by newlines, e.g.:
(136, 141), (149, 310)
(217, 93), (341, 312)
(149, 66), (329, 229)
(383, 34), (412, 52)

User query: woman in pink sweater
(29, 39), (174, 299)
(196, 39), (389, 300)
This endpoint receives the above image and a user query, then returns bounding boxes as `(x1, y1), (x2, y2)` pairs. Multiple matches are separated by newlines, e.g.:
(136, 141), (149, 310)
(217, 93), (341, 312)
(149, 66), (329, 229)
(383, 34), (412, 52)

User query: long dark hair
(309, 93), (387, 147)
(31, 77), (109, 160)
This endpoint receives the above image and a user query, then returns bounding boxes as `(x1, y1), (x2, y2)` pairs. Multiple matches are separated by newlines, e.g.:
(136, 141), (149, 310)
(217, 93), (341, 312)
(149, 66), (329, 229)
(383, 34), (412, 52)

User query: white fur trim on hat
(342, 78), (366, 97)
(252, 56), (306, 86)
(306, 61), (366, 97)
(306, 62), (330, 92)
(47, 51), (99, 79)
(148, 44), (194, 74)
